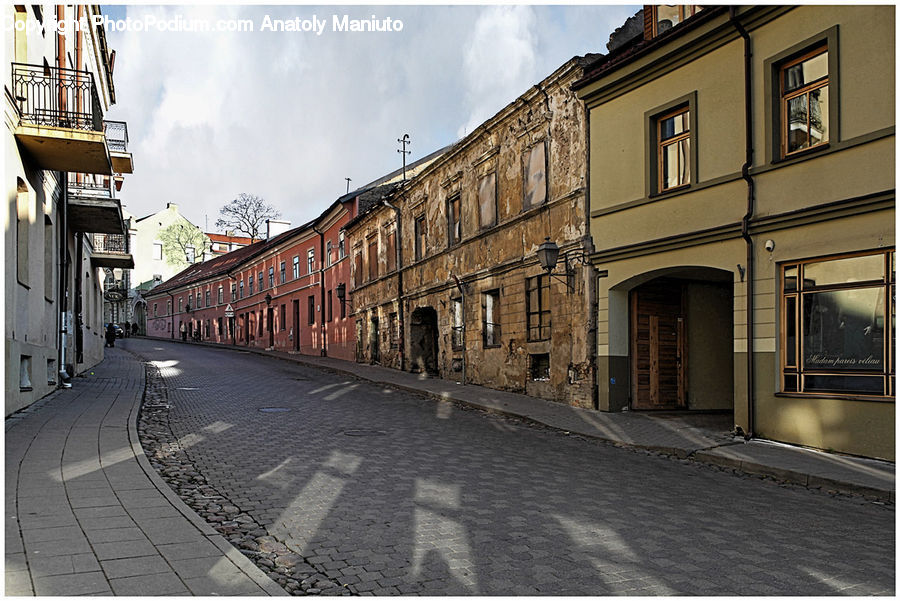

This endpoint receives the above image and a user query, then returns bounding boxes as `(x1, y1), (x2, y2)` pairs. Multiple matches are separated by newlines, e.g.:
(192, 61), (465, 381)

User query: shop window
(482, 289), (501, 347)
(526, 275), (551, 341)
(523, 143), (547, 209)
(530, 353), (550, 381)
(781, 250), (894, 396)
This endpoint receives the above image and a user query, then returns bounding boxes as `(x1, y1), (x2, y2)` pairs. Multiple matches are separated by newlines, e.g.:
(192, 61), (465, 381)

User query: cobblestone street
(128, 338), (894, 596)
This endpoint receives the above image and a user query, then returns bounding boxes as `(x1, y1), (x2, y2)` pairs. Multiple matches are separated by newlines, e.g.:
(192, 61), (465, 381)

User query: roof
(207, 232), (255, 245)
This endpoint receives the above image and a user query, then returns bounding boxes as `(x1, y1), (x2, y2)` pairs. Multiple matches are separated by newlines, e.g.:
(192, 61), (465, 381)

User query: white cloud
(104, 5), (639, 230)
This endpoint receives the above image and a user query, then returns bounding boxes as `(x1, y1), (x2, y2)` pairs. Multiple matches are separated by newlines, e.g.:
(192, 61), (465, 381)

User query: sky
(102, 4), (639, 231)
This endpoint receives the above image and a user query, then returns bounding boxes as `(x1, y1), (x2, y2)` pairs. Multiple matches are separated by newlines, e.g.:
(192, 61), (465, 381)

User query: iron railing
(103, 120), (129, 152)
(69, 174), (113, 197)
(92, 233), (129, 255)
(11, 63), (102, 132)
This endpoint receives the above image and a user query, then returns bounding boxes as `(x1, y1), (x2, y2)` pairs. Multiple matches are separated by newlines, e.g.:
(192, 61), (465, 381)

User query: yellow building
(5, 5), (134, 414)
(575, 5), (894, 460)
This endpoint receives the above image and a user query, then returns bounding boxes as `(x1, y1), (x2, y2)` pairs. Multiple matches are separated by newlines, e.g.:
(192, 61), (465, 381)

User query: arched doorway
(625, 268), (734, 411)
(409, 306), (438, 375)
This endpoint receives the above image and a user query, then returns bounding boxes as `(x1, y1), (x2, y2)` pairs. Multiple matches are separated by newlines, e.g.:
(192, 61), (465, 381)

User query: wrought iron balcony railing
(92, 233), (129, 255)
(11, 63), (102, 132)
(103, 120), (129, 152)
(68, 174), (114, 198)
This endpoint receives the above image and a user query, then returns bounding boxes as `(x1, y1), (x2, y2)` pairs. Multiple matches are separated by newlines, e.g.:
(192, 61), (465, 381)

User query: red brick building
(142, 187), (389, 361)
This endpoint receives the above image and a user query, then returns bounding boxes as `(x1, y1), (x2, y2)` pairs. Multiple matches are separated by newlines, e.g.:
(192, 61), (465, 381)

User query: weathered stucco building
(575, 5), (894, 459)
(346, 56), (598, 408)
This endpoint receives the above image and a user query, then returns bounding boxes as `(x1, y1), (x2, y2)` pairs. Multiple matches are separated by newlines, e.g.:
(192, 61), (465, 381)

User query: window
(478, 172), (497, 229)
(178, 297), (183, 312)
(268, 266), (274, 289)
(218, 317), (223, 337)
(280, 261), (286, 284)
(781, 46), (829, 156)
(447, 194), (461, 245)
(44, 215), (54, 299)
(367, 236), (378, 281)
(16, 180), (29, 287)
(292, 256), (300, 279)
(781, 250), (894, 396)
(154, 303), (158, 317)
(258, 271), (264, 290)
(307, 249), (315, 274)
(167, 300), (171, 315)
(530, 353), (550, 381)
(523, 143), (547, 209)
(152, 242), (163, 261)
(652, 5), (703, 36)
(647, 93), (696, 196)
(231, 284), (237, 301)
(389, 312), (398, 349)
(249, 275), (254, 295)
(414, 215), (427, 261)
(307, 295), (316, 325)
(386, 229), (397, 273)
(186, 245), (195, 263)
(338, 232), (346, 259)
(196, 292), (202, 308)
(451, 298), (464, 350)
(482, 289), (501, 347)
(657, 107), (691, 192)
(218, 287), (224, 304)
(326, 241), (333, 267)
(239, 280), (244, 299)
(526, 275), (551, 341)
(354, 252), (363, 286)
(205, 290), (210, 307)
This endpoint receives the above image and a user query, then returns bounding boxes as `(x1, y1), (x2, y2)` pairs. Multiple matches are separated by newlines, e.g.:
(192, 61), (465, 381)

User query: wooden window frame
(367, 235), (378, 282)
(779, 46), (829, 158)
(447, 193), (461, 247)
(780, 249), (894, 399)
(526, 275), (551, 342)
(645, 92), (697, 197)
(414, 215), (426, 261)
(651, 5), (703, 37)
(656, 106), (691, 193)
(386, 228), (397, 273)
(478, 171), (498, 230)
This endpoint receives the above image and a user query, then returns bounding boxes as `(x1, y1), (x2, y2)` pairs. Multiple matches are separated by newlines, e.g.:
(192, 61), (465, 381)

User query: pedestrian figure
(124, 321), (131, 338)
(131, 322), (139, 336)
(180, 322), (187, 341)
(105, 323), (117, 348)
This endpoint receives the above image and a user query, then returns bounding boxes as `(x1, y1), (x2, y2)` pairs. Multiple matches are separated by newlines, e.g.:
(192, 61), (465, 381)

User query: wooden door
(292, 300), (300, 351)
(631, 281), (686, 410)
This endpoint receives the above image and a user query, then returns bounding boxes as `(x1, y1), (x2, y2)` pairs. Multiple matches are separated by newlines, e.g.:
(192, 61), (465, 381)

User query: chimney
(167, 202), (178, 211)
(266, 219), (291, 239)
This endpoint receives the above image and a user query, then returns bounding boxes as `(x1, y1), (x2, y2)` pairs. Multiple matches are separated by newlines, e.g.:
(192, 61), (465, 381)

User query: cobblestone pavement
(127, 338), (895, 596)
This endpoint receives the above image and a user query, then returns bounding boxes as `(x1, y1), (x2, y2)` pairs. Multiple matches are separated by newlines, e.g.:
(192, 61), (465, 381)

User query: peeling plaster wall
(347, 60), (594, 408)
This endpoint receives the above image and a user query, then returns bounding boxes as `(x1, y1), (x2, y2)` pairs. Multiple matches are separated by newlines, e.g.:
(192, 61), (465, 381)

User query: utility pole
(345, 177), (352, 194)
(397, 134), (411, 181)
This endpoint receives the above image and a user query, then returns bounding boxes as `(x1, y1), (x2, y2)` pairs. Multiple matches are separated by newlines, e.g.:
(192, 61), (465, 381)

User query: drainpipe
(167, 291), (175, 339)
(451, 274), (467, 385)
(74, 233), (84, 365)
(313, 226), (327, 356)
(382, 198), (405, 371)
(732, 6), (755, 439)
(58, 172), (71, 387)
(582, 87), (599, 411)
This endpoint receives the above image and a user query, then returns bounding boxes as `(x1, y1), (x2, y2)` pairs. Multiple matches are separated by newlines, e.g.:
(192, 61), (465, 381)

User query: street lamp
(336, 283), (353, 311)
(537, 237), (561, 273)
(536, 237), (590, 293)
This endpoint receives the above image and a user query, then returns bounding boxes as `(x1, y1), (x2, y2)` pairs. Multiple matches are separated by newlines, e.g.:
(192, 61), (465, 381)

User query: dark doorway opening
(409, 306), (439, 375)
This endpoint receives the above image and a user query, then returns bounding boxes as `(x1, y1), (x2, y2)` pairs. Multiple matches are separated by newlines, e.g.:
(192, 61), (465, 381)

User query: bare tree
(158, 221), (210, 267)
(216, 193), (281, 241)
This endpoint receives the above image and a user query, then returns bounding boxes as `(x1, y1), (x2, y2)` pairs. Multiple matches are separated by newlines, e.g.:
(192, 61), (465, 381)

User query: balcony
(68, 175), (127, 235)
(90, 233), (134, 270)
(11, 63), (112, 174)
(104, 120), (134, 174)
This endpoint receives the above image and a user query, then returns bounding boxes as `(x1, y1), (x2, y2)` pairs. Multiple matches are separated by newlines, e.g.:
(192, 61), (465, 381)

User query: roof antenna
(397, 134), (411, 181)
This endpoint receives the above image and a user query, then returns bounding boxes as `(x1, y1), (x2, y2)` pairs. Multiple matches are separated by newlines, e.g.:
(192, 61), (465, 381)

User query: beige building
(5, 5), (134, 414)
(347, 56), (598, 407)
(575, 5), (894, 459)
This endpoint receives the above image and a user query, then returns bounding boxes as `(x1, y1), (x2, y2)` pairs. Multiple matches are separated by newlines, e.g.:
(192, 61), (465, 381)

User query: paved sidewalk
(5, 348), (285, 596)
(210, 341), (895, 502)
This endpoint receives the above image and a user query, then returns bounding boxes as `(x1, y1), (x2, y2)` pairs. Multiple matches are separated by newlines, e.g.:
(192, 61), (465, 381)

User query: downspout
(167, 291), (175, 339)
(731, 7), (756, 439)
(583, 100), (599, 410)
(74, 232), (84, 365)
(382, 198), (405, 371)
(58, 172), (71, 387)
(313, 226), (327, 356)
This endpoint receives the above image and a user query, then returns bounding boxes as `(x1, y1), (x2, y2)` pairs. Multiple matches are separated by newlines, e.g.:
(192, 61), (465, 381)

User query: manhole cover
(343, 429), (387, 437)
(258, 407), (291, 413)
